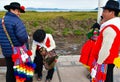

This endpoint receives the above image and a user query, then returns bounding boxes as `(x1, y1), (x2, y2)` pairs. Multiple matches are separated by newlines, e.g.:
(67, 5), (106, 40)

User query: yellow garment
(113, 57), (120, 68)
(83, 64), (90, 71)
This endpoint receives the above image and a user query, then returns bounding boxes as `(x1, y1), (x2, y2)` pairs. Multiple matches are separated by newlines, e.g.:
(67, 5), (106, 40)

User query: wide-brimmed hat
(102, 0), (120, 12)
(4, 2), (25, 13)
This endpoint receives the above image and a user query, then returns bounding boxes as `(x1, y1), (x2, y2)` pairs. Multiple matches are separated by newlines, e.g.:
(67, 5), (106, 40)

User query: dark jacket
(0, 12), (28, 57)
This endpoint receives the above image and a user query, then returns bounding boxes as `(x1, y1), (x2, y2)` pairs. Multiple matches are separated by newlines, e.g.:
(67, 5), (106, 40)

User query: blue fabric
(0, 12), (28, 57)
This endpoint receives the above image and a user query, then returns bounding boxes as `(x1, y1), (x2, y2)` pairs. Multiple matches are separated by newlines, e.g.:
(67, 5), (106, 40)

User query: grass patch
(0, 11), (97, 21)
(73, 30), (83, 35)
(62, 28), (72, 36)
(32, 21), (39, 27)
(44, 26), (54, 34)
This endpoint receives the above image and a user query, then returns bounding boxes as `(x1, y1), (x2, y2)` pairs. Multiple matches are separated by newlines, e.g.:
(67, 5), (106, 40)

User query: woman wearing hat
(0, 2), (32, 82)
(90, 0), (120, 82)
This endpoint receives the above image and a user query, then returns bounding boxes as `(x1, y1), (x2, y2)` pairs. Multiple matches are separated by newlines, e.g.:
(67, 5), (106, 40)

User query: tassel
(27, 50), (32, 56)
(12, 53), (20, 62)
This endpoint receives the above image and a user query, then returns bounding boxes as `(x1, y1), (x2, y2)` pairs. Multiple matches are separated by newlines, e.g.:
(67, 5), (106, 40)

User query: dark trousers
(5, 57), (16, 82)
(105, 64), (115, 82)
(5, 57), (33, 82)
(34, 50), (54, 80)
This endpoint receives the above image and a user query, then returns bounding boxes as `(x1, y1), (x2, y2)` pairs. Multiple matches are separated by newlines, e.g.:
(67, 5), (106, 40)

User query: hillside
(0, 11), (98, 55)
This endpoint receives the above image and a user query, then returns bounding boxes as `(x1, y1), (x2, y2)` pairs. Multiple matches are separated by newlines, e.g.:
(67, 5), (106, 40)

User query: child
(31, 29), (56, 82)
(79, 22), (100, 72)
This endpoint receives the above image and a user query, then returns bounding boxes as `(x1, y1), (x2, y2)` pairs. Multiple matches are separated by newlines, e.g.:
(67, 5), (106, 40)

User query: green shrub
(32, 21), (39, 27)
(62, 28), (72, 36)
(73, 30), (82, 35)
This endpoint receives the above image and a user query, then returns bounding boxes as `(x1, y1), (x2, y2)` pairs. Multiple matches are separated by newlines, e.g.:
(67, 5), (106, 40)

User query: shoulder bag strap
(1, 17), (14, 47)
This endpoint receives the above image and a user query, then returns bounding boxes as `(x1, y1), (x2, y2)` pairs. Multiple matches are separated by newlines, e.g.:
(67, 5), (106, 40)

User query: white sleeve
(97, 27), (116, 64)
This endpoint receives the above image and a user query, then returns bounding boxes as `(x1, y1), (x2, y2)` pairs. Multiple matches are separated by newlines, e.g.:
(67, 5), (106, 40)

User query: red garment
(46, 37), (50, 48)
(79, 39), (96, 67)
(91, 25), (120, 64)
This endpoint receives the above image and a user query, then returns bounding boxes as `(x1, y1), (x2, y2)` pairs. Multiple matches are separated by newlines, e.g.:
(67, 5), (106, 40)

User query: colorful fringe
(13, 61), (36, 80)
(90, 64), (107, 82)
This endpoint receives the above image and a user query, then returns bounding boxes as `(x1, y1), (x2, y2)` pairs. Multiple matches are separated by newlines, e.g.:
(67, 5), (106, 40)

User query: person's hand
(97, 60), (103, 65)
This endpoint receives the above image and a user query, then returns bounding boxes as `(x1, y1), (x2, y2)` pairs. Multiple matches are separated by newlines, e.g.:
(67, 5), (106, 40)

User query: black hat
(102, 0), (120, 12)
(4, 2), (25, 13)
(33, 29), (46, 42)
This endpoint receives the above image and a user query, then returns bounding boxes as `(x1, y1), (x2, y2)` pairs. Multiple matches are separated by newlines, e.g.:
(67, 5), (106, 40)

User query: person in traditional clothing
(79, 22), (100, 79)
(0, 2), (32, 82)
(31, 29), (56, 82)
(91, 0), (120, 82)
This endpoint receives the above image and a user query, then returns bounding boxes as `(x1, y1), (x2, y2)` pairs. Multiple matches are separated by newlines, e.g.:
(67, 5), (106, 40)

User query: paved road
(0, 55), (120, 82)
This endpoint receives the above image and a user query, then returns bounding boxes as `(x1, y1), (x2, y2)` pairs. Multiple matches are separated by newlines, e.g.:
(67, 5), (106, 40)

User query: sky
(0, 0), (98, 10)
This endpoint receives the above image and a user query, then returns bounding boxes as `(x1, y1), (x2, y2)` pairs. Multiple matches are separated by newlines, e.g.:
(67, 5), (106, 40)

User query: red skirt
(79, 39), (96, 67)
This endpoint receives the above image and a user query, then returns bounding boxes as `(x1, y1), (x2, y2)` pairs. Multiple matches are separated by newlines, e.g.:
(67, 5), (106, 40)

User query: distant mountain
(26, 7), (67, 11)
(26, 7), (98, 12)
(95, 7), (98, 10)
(0, 7), (98, 12)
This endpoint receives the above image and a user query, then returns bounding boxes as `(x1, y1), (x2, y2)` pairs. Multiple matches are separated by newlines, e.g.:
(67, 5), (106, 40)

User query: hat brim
(4, 5), (25, 13)
(101, 6), (120, 12)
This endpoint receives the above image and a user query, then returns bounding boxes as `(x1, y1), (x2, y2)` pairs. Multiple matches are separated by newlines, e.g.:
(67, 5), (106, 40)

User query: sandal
(37, 76), (42, 81)
(45, 79), (51, 82)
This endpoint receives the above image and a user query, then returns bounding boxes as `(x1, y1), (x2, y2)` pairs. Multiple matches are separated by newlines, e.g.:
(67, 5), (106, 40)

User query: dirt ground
(54, 36), (86, 56)
(0, 36), (86, 56)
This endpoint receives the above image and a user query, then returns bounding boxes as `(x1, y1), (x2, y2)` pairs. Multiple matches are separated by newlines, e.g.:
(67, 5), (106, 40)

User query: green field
(0, 11), (98, 36)
(22, 11), (97, 21)
(0, 11), (97, 21)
